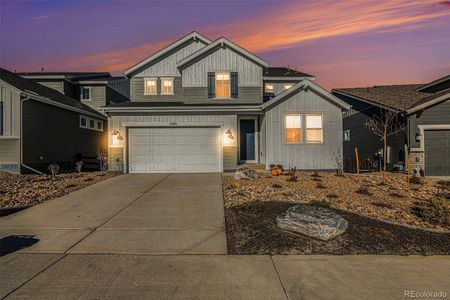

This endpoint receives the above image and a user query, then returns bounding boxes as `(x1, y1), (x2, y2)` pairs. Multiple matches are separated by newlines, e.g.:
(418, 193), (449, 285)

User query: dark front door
(240, 119), (255, 161)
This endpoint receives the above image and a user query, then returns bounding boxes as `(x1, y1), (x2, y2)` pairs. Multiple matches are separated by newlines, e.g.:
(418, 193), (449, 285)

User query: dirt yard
(0, 171), (118, 208)
(223, 171), (450, 255)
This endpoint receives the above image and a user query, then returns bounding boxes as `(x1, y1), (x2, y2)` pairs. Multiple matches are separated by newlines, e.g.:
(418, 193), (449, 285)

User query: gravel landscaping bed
(223, 171), (450, 255)
(0, 171), (119, 208)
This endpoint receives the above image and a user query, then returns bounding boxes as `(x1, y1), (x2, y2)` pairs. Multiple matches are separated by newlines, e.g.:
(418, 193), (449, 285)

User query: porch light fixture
(111, 129), (124, 147)
(415, 133), (422, 142)
(223, 129), (235, 146)
(225, 129), (234, 140)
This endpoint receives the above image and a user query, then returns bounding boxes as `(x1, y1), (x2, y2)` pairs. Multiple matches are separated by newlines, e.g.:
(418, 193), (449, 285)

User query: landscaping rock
(276, 205), (348, 240)
(234, 167), (259, 180)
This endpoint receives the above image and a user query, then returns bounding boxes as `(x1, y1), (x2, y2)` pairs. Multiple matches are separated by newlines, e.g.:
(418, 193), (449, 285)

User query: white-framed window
(161, 78), (174, 95)
(284, 84), (293, 90)
(79, 115), (103, 131)
(344, 129), (351, 141)
(285, 114), (302, 144)
(265, 83), (274, 93)
(144, 78), (157, 95)
(306, 114), (323, 143)
(80, 87), (91, 101)
(215, 72), (230, 98)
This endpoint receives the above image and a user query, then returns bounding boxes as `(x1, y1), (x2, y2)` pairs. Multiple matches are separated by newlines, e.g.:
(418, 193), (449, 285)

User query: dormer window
(284, 84), (293, 90)
(215, 72), (230, 98)
(265, 84), (274, 93)
(144, 78), (157, 95)
(80, 87), (91, 101)
(161, 78), (174, 95)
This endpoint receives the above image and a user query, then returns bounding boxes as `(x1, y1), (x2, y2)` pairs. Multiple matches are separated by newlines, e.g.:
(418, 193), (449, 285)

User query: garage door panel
(151, 144), (173, 153)
(150, 128), (172, 135)
(151, 135), (173, 144)
(174, 145), (195, 153)
(425, 130), (450, 176)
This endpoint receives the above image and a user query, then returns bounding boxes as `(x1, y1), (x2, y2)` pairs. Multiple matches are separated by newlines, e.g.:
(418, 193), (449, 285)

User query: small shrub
(413, 197), (450, 226)
(356, 186), (372, 195)
(74, 161), (84, 173)
(286, 167), (298, 182)
(327, 194), (339, 199)
(410, 176), (422, 185)
(316, 183), (327, 189)
(48, 163), (60, 180)
(272, 184), (283, 189)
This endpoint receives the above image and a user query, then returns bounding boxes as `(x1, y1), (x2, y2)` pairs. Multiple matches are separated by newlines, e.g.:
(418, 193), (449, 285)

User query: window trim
(160, 77), (174, 95)
(344, 129), (351, 141)
(305, 114), (324, 144)
(79, 115), (103, 132)
(283, 114), (302, 144)
(214, 71), (231, 99)
(80, 86), (92, 101)
(265, 83), (274, 93)
(144, 77), (157, 95)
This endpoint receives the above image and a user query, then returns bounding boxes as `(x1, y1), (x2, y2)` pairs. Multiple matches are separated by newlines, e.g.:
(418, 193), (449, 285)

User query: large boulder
(234, 167), (259, 180)
(276, 205), (348, 240)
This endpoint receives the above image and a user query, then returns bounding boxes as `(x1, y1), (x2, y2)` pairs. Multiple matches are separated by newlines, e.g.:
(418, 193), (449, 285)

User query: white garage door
(128, 127), (222, 173)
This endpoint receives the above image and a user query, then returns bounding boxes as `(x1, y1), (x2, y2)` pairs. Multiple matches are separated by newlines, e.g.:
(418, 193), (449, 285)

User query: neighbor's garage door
(424, 130), (450, 176)
(128, 127), (221, 173)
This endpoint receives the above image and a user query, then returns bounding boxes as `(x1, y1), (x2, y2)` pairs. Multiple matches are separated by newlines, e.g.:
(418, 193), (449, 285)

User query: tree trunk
(383, 130), (387, 184)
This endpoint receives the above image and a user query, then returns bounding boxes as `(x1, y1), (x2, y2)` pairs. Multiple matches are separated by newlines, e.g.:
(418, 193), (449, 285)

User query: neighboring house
(19, 72), (129, 112)
(332, 74), (450, 176)
(0, 68), (107, 173)
(101, 31), (350, 173)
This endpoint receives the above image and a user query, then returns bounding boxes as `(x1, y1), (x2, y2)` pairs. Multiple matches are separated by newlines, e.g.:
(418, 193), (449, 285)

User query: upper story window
(79, 115), (103, 132)
(285, 115), (302, 143)
(306, 115), (323, 143)
(161, 78), (174, 95)
(344, 129), (351, 141)
(215, 72), (230, 98)
(80, 87), (91, 101)
(284, 84), (293, 90)
(265, 84), (274, 93)
(144, 78), (157, 95)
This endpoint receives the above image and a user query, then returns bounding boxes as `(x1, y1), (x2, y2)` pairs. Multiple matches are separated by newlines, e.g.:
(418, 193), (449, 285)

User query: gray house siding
(264, 89), (343, 170)
(22, 100), (107, 173)
(183, 86), (262, 104)
(80, 85), (106, 111)
(35, 80), (65, 94)
(408, 100), (450, 148)
(130, 77), (183, 102)
(0, 81), (21, 172)
(264, 80), (301, 96)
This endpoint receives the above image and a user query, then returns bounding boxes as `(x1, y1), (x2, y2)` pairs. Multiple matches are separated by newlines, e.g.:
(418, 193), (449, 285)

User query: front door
(239, 119), (256, 162)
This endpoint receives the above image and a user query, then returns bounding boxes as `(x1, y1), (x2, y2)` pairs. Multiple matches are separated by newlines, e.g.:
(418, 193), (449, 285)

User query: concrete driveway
(0, 173), (227, 255)
(1, 173), (449, 299)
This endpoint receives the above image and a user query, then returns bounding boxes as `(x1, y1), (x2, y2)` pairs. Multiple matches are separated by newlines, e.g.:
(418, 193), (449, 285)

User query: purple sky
(1, 0), (449, 89)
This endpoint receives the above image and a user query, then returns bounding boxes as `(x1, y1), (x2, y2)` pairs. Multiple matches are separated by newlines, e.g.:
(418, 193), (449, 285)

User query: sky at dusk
(1, 0), (449, 90)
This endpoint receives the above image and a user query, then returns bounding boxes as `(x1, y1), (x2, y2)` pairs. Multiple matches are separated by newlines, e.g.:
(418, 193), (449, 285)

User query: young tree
(364, 109), (406, 184)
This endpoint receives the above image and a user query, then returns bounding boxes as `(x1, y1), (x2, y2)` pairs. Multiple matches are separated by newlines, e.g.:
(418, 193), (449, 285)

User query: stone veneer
(409, 151), (424, 172)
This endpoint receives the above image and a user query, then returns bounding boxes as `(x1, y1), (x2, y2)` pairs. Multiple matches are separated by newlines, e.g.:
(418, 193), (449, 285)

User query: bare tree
(364, 109), (406, 184)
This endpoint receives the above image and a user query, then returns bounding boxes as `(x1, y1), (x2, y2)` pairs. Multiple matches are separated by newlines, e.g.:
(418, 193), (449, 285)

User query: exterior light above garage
(111, 129), (124, 147)
(223, 129), (236, 146)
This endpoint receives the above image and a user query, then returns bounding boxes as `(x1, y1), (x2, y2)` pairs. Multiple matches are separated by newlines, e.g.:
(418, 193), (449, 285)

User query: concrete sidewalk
(1, 254), (449, 299)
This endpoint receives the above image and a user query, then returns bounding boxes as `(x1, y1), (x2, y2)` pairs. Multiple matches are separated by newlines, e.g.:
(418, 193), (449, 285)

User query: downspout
(20, 94), (44, 175)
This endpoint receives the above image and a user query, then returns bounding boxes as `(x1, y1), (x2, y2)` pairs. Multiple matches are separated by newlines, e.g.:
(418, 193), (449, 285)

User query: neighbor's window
(265, 84), (274, 93)
(97, 121), (103, 130)
(144, 78), (157, 95)
(80, 87), (91, 100)
(216, 72), (230, 98)
(344, 129), (351, 141)
(306, 115), (323, 143)
(80, 115), (103, 131)
(161, 78), (174, 95)
(285, 115), (301, 143)
(89, 119), (95, 129)
(80, 116), (87, 128)
(284, 84), (293, 90)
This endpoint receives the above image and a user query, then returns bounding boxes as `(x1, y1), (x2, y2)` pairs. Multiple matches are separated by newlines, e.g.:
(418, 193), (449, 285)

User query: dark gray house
(0, 68), (108, 173)
(101, 31), (350, 173)
(332, 74), (450, 176)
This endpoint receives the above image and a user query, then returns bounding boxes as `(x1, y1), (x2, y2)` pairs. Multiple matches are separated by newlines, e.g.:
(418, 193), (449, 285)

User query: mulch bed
(0, 171), (119, 208)
(225, 201), (450, 255)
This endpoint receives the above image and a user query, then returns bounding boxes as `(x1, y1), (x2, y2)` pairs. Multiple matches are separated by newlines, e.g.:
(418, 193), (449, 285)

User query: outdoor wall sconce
(223, 129), (235, 146)
(111, 129), (124, 147)
(226, 129), (234, 140)
(415, 133), (422, 142)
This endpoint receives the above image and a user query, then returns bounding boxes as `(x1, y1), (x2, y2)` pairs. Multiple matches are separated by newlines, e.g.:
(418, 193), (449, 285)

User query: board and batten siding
(409, 100), (450, 149)
(108, 113), (238, 172)
(264, 89), (343, 170)
(0, 80), (21, 171)
(130, 77), (183, 101)
(135, 40), (208, 77)
(183, 86), (262, 104)
(182, 47), (263, 88)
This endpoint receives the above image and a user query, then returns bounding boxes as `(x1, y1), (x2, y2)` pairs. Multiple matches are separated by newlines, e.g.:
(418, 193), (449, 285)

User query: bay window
(285, 115), (302, 143)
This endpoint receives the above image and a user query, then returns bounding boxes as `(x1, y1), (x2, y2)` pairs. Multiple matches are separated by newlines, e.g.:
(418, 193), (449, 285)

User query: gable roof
(19, 72), (111, 81)
(263, 67), (314, 79)
(1, 68), (106, 119)
(332, 84), (431, 111)
(405, 88), (450, 114)
(176, 37), (269, 68)
(415, 74), (450, 93)
(262, 79), (350, 111)
(124, 31), (211, 77)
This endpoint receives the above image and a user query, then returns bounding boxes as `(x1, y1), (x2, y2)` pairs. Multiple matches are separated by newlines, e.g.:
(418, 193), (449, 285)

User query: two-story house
(101, 32), (350, 173)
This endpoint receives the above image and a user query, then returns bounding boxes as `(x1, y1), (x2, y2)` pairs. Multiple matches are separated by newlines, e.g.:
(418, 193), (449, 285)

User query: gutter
(20, 95), (44, 175)
(100, 105), (264, 113)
